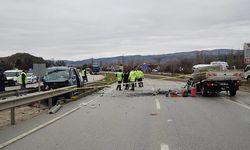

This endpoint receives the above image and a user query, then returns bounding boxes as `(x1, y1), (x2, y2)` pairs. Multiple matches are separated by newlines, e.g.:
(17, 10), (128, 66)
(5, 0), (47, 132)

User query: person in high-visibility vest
(19, 71), (27, 90)
(81, 68), (88, 83)
(129, 68), (136, 91)
(137, 69), (144, 87)
(115, 69), (123, 91)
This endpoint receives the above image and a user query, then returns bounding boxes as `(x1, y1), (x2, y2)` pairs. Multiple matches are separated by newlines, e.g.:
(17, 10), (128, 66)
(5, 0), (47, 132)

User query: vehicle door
(70, 68), (77, 85)
(73, 68), (83, 87)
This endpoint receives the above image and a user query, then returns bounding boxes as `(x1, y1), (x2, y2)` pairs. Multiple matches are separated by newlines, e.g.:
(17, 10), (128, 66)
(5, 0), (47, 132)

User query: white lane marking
(0, 107), (80, 149)
(0, 95), (103, 149)
(161, 143), (169, 150)
(79, 96), (99, 106)
(155, 98), (161, 110)
(222, 97), (250, 110)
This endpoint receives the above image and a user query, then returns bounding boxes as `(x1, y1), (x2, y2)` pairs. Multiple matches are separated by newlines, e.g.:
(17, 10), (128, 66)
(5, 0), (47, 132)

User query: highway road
(0, 78), (250, 150)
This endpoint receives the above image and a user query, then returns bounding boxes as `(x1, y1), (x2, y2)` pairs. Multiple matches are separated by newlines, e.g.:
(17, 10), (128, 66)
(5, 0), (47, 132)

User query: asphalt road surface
(0, 78), (250, 150)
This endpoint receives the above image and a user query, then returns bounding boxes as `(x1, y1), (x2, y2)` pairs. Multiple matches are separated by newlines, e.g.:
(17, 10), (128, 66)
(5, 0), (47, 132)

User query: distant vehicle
(27, 73), (37, 84)
(244, 65), (250, 81)
(152, 69), (159, 73)
(4, 70), (22, 86)
(192, 63), (242, 96)
(192, 64), (212, 72)
(210, 61), (229, 70)
(42, 66), (83, 89)
(91, 63), (100, 75)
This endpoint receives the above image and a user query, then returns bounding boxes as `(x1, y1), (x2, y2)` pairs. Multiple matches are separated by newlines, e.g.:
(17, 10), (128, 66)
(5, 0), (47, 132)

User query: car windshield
(44, 69), (69, 81)
(27, 73), (33, 77)
(4, 72), (19, 77)
(245, 66), (250, 72)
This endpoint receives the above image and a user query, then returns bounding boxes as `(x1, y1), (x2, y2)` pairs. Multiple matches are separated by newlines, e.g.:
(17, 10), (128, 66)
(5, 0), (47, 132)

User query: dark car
(42, 66), (83, 89)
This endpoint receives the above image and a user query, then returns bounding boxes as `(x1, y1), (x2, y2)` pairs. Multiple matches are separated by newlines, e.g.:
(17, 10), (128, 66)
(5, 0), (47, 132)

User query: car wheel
(229, 88), (236, 96)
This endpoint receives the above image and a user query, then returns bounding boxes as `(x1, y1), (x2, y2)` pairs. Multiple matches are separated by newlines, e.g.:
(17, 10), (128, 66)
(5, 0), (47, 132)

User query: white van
(210, 61), (229, 70)
(4, 70), (22, 86)
(244, 65), (250, 80)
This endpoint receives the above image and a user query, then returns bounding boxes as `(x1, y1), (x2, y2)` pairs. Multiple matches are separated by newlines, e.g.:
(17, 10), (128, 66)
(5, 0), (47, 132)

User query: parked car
(42, 66), (83, 89)
(244, 64), (250, 81)
(4, 70), (22, 86)
(27, 73), (37, 84)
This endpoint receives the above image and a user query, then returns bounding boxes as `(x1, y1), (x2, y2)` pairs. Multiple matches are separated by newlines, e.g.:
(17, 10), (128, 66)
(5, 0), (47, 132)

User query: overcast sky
(0, 0), (250, 60)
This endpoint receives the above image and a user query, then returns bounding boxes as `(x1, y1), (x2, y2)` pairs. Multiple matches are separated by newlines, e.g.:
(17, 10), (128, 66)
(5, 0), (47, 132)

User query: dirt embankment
(0, 104), (47, 129)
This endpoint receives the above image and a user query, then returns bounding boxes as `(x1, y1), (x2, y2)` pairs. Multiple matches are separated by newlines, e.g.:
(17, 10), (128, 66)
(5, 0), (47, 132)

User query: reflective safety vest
(129, 71), (136, 82)
(18, 72), (27, 84)
(81, 70), (86, 77)
(116, 72), (123, 81)
(135, 71), (139, 79)
(138, 70), (144, 78)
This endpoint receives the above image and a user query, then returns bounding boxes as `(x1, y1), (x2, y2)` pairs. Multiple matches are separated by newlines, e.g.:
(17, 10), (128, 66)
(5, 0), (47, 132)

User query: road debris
(48, 104), (63, 114)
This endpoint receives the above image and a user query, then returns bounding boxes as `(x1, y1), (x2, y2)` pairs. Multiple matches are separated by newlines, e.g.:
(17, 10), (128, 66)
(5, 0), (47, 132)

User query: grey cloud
(0, 0), (250, 60)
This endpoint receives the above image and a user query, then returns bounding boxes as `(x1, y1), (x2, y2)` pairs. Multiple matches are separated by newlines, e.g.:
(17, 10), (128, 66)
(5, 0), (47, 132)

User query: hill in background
(0, 49), (244, 73)
(0, 53), (45, 71)
(65, 49), (243, 66)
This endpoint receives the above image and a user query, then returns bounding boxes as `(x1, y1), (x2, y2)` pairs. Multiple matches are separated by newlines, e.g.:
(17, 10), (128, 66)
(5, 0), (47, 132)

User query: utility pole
(91, 57), (94, 65)
(122, 55), (124, 66)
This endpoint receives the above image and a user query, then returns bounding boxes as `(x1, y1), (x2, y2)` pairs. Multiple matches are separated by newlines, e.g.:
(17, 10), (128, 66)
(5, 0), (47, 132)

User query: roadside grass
(102, 73), (116, 83)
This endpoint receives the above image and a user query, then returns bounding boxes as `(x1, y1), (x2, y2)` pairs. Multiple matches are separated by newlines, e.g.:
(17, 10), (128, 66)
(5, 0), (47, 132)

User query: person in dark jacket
(0, 69), (7, 92)
(123, 70), (130, 90)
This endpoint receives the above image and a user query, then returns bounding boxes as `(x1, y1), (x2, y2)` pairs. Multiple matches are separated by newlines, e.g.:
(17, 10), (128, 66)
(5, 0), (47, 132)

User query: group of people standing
(115, 68), (144, 91)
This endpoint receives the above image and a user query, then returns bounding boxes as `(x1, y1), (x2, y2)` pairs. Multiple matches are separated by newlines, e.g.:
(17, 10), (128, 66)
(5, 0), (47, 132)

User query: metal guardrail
(0, 85), (76, 125)
(0, 79), (116, 125)
(0, 88), (38, 99)
(0, 85), (76, 111)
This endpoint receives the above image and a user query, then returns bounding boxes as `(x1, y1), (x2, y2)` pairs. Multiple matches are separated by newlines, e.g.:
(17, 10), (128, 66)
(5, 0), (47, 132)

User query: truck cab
(91, 63), (100, 75)
(244, 65), (250, 80)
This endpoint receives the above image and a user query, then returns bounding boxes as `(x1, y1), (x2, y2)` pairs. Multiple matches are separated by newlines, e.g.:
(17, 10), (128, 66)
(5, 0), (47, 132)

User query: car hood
(43, 79), (68, 83)
(6, 77), (17, 80)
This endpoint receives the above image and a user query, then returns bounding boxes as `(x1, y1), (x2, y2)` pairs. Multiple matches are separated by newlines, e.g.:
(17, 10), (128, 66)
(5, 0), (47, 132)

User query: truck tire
(201, 86), (207, 96)
(229, 89), (236, 96)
